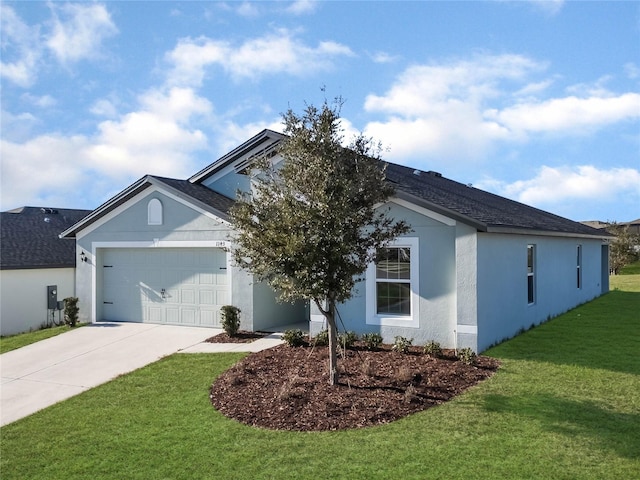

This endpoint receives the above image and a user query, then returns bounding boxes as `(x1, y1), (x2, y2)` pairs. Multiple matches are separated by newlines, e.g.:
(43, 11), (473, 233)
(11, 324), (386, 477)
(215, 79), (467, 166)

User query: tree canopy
(229, 99), (410, 384)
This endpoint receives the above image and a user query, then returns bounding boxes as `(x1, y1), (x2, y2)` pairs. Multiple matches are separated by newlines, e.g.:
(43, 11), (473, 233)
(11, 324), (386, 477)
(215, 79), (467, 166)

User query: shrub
(391, 336), (413, 353)
(313, 329), (329, 346)
(362, 332), (383, 350)
(458, 347), (477, 365)
(338, 331), (358, 349)
(220, 305), (241, 336)
(63, 297), (79, 327)
(282, 329), (305, 347)
(423, 340), (442, 358)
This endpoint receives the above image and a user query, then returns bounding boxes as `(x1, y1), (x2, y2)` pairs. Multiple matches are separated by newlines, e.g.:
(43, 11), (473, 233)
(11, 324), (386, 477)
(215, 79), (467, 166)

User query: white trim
(389, 198), (456, 226)
(456, 324), (477, 335)
(366, 237), (420, 328)
(77, 185), (229, 239)
(90, 240), (230, 323)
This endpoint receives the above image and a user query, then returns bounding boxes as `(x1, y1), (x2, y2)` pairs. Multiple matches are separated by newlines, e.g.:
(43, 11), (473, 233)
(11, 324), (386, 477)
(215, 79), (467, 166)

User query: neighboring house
(61, 130), (611, 352)
(1, 206), (91, 336)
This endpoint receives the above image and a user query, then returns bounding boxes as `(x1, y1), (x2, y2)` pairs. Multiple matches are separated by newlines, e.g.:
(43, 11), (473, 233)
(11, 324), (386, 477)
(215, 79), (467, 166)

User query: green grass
(1, 280), (639, 479)
(617, 259), (640, 276)
(0, 324), (84, 354)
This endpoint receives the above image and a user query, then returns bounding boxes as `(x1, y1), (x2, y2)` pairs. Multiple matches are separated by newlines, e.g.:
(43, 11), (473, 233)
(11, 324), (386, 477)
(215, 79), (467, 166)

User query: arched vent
(148, 198), (163, 225)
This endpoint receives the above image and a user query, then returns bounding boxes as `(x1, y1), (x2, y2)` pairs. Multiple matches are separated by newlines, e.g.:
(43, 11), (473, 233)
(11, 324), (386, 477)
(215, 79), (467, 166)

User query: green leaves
(229, 98), (410, 306)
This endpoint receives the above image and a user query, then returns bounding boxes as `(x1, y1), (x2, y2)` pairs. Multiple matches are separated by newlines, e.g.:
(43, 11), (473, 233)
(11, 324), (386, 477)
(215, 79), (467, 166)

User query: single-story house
(61, 129), (611, 352)
(1, 206), (92, 336)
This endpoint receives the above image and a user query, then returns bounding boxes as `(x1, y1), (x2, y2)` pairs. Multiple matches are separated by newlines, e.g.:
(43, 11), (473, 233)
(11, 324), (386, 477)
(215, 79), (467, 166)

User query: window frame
(576, 244), (582, 289)
(147, 198), (163, 226)
(527, 244), (536, 305)
(366, 237), (420, 328)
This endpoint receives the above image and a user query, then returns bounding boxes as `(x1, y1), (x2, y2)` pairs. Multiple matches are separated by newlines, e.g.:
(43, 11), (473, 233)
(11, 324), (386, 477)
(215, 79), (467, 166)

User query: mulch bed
(205, 331), (269, 344)
(210, 342), (500, 431)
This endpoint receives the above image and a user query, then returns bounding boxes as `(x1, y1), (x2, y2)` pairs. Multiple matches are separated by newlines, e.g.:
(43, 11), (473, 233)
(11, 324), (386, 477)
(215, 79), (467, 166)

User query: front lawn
(1, 278), (638, 479)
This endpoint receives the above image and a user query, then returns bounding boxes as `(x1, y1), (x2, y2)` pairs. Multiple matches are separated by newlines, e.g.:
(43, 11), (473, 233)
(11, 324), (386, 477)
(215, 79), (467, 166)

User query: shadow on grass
(487, 291), (640, 376)
(482, 393), (640, 459)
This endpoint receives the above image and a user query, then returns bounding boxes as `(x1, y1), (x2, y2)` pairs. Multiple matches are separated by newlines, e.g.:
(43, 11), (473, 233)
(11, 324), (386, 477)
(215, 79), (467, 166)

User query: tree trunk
(326, 299), (339, 386)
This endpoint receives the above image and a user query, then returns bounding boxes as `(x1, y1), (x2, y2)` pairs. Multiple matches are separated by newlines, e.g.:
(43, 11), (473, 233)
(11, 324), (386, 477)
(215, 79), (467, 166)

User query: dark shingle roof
(1, 207), (92, 269)
(150, 176), (235, 214)
(385, 163), (608, 237)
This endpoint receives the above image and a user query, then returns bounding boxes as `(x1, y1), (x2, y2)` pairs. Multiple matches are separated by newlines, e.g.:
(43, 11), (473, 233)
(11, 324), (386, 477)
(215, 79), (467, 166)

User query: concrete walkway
(0, 322), (284, 427)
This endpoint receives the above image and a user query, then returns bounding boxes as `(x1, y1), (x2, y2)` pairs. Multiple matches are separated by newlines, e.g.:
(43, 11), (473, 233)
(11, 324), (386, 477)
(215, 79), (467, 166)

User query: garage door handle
(103, 301), (113, 304)
(219, 267), (227, 270)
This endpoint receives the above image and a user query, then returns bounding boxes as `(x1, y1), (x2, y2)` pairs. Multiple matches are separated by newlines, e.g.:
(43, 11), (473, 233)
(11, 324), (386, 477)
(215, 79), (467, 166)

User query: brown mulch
(205, 331), (269, 344)
(210, 342), (500, 431)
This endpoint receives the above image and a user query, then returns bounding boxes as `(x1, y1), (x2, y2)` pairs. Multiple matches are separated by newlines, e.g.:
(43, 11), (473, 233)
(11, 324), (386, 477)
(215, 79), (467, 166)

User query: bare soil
(210, 341), (500, 431)
(205, 331), (269, 344)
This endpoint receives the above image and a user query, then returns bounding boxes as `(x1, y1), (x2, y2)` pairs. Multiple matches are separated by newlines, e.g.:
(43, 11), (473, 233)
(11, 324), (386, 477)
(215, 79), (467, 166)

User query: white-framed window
(576, 244), (582, 289)
(366, 237), (419, 327)
(527, 244), (535, 304)
(148, 198), (163, 225)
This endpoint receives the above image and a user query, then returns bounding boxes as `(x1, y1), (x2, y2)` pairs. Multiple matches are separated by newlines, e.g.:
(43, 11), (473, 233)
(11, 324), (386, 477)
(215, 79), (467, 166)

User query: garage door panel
(101, 248), (227, 327)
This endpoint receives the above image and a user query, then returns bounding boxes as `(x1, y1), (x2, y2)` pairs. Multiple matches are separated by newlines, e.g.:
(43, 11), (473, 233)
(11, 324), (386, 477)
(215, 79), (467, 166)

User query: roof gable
(61, 176), (234, 238)
(1, 207), (92, 269)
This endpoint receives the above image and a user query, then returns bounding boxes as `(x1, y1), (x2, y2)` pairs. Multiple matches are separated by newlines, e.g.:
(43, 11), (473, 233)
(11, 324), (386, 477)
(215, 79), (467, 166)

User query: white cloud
(477, 165), (640, 207)
(369, 51), (399, 64)
(527, 0), (565, 16)
(486, 93), (640, 135)
(362, 54), (640, 164)
(46, 2), (118, 64)
(236, 2), (260, 17)
(86, 88), (212, 179)
(1, 87), (214, 209)
(0, 5), (42, 87)
(165, 30), (354, 86)
(1, 134), (89, 209)
(362, 54), (542, 161)
(286, 0), (318, 15)
(20, 93), (57, 108)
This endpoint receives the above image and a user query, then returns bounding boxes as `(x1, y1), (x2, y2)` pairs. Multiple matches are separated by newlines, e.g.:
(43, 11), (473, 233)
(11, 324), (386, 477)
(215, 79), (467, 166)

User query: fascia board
(484, 226), (613, 241)
(189, 129), (285, 184)
(60, 177), (149, 238)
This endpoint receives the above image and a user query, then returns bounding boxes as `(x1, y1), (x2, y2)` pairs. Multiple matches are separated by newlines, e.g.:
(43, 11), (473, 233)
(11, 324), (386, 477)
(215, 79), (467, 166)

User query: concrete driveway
(0, 322), (216, 426)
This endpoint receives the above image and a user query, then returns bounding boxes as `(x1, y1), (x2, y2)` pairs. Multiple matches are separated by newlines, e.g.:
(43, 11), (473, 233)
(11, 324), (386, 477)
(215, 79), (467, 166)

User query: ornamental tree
(229, 99), (410, 385)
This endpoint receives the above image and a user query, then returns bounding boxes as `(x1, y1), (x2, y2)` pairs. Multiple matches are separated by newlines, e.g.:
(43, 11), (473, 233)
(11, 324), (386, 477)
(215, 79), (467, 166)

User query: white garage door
(101, 248), (228, 327)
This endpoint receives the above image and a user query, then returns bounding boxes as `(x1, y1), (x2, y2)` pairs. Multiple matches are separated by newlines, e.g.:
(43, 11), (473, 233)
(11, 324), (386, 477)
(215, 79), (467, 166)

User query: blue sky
(1, 1), (639, 222)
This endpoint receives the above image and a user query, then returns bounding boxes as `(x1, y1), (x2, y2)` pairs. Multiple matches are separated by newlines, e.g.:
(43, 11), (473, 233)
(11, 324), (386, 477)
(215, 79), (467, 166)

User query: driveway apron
(0, 322), (215, 426)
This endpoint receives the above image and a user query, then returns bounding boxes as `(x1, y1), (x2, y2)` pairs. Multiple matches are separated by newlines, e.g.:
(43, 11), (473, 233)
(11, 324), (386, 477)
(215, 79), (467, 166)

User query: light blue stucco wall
(310, 201), (458, 346)
(476, 233), (606, 351)
(202, 172), (250, 199)
(75, 188), (305, 329)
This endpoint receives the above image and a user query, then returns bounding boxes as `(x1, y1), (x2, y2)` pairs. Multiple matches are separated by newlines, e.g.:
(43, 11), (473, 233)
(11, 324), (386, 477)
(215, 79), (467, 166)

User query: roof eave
(485, 225), (613, 240)
(189, 129), (285, 184)
(60, 176), (151, 238)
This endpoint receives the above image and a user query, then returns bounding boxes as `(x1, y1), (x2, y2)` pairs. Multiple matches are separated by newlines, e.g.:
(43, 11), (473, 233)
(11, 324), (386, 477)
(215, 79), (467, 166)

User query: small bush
(313, 329), (329, 346)
(423, 340), (442, 358)
(220, 305), (241, 336)
(282, 329), (305, 347)
(362, 332), (383, 350)
(458, 347), (477, 365)
(338, 331), (358, 349)
(391, 336), (413, 353)
(63, 297), (79, 327)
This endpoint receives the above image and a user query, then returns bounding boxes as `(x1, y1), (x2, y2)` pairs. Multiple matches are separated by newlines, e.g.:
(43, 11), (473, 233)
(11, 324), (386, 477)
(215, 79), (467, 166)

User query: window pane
(527, 275), (534, 304)
(527, 245), (534, 273)
(376, 247), (410, 280)
(377, 282), (411, 315)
